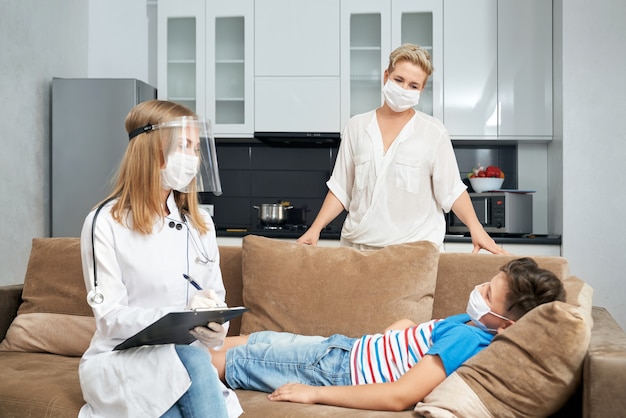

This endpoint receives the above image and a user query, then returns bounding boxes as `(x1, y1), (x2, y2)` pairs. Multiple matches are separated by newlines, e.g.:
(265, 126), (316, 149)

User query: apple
(485, 165), (503, 178)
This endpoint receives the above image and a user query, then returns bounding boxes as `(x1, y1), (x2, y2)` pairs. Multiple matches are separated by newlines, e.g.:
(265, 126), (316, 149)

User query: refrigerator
(51, 78), (157, 237)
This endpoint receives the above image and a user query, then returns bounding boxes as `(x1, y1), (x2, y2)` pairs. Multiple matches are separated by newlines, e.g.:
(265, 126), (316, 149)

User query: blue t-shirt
(426, 313), (494, 376)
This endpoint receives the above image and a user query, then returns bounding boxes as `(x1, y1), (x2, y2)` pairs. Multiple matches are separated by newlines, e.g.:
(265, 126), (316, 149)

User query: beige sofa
(0, 236), (625, 417)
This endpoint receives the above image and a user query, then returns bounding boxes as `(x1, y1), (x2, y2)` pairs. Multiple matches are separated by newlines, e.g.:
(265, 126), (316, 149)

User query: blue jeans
(225, 331), (356, 393)
(161, 345), (228, 418)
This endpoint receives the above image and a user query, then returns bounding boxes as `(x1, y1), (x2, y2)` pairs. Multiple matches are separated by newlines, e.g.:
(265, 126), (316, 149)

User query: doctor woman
(297, 44), (506, 254)
(78, 100), (242, 418)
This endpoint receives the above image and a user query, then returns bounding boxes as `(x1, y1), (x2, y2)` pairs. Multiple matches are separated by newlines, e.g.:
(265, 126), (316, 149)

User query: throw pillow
(414, 300), (592, 417)
(0, 238), (95, 356)
(240, 235), (440, 337)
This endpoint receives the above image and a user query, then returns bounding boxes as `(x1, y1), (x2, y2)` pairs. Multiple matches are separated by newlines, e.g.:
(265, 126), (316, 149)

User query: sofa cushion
(0, 238), (95, 356)
(240, 235), (439, 337)
(0, 352), (84, 417)
(414, 291), (592, 417)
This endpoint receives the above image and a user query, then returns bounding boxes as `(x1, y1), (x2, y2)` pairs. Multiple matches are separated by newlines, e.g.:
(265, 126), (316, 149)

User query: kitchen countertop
(216, 229), (561, 245)
(444, 233), (561, 245)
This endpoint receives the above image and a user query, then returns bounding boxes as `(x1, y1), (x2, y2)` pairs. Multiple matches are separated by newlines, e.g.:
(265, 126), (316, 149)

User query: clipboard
(113, 307), (248, 351)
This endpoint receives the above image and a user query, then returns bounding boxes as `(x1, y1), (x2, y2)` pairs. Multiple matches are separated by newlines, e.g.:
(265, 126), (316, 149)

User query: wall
(87, 0), (150, 83)
(560, 0), (626, 329)
(0, 0), (88, 286)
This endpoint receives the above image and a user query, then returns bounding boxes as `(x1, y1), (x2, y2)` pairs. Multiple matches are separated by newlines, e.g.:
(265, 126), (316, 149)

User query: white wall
(561, 0), (626, 329)
(87, 0), (150, 83)
(0, 0), (88, 285)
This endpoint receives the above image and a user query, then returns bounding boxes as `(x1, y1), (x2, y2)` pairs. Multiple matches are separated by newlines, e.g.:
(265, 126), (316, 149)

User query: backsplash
(201, 142), (517, 230)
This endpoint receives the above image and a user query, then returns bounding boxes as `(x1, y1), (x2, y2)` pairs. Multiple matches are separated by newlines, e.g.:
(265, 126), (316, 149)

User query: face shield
(132, 116), (222, 195)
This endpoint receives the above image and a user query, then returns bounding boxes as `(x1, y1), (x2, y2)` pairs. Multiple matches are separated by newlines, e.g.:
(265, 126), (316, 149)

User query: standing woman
(78, 100), (242, 417)
(298, 44), (506, 254)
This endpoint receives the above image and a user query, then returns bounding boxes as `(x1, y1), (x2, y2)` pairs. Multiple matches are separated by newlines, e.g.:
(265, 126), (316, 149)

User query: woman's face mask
(161, 152), (199, 192)
(382, 80), (421, 112)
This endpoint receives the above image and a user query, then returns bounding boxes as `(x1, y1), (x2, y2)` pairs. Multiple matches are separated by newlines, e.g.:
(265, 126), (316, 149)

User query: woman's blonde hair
(387, 43), (433, 78)
(101, 99), (209, 235)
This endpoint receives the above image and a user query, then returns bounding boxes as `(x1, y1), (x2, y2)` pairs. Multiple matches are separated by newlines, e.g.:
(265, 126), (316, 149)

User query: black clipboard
(113, 307), (248, 351)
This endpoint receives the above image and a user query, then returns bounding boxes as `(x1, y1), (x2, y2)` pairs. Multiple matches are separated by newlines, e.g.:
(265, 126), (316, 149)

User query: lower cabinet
(444, 242), (561, 256)
(216, 237), (341, 247)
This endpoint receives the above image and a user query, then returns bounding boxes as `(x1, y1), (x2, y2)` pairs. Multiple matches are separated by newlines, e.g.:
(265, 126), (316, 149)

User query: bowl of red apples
(468, 164), (505, 193)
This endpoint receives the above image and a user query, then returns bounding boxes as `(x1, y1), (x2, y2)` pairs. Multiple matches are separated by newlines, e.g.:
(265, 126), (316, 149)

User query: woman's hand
(268, 383), (319, 404)
(469, 227), (509, 254)
(296, 229), (320, 246)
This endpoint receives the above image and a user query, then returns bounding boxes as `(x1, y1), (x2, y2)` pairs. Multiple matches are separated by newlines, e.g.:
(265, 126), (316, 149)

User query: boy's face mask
(466, 284), (511, 333)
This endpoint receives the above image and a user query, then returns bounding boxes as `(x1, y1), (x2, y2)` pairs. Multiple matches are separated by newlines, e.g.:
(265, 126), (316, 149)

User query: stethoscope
(86, 198), (214, 307)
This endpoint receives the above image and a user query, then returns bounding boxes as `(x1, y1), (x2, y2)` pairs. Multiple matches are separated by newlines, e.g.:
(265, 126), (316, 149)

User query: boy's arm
(267, 354), (447, 411)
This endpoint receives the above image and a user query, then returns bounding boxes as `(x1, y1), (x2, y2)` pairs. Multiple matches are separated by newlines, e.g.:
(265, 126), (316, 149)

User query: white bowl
(469, 177), (504, 193)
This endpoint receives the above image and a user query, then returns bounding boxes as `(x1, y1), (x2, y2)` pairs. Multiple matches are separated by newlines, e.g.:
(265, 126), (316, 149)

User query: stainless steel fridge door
(51, 78), (157, 237)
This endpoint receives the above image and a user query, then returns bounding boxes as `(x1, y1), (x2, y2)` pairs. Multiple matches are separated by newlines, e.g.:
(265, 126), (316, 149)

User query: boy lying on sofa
(208, 257), (566, 412)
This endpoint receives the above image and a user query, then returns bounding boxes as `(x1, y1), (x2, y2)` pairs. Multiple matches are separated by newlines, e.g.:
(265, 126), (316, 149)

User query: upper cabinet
(157, 0), (206, 116)
(157, 0), (551, 140)
(443, 0), (552, 141)
(498, 1), (552, 138)
(158, 0), (254, 138)
(254, 0), (340, 133)
(340, 0), (443, 131)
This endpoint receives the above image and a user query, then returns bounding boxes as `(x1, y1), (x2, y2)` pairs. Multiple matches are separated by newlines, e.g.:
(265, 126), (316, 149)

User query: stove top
(253, 223), (309, 232)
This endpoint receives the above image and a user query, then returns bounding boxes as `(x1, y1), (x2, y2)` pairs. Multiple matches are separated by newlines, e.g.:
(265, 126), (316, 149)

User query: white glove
(190, 322), (227, 349)
(186, 289), (226, 310)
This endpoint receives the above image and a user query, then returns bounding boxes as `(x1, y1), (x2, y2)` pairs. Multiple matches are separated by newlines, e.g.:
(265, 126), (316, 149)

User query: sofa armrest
(0, 284), (23, 340)
(583, 306), (626, 418)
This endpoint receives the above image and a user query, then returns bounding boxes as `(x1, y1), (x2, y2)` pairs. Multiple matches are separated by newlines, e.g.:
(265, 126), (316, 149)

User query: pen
(183, 274), (203, 290)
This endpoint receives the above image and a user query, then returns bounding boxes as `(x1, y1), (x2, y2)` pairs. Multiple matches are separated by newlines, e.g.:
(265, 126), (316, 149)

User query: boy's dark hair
(501, 257), (566, 320)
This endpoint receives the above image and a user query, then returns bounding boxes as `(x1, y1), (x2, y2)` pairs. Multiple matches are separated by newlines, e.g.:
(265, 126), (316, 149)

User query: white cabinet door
(157, 0), (207, 116)
(255, 77), (341, 132)
(498, 0), (552, 138)
(207, 1), (254, 137)
(340, 0), (391, 129)
(443, 0), (497, 137)
(254, 0), (340, 76)
(443, 0), (552, 141)
(254, 0), (340, 132)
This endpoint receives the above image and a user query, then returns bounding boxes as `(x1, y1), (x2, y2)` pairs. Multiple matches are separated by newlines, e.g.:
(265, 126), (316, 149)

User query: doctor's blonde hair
(101, 100), (209, 235)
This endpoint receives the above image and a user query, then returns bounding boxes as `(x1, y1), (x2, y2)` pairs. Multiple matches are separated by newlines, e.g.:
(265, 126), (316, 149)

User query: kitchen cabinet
(158, 0), (254, 138)
(157, 0), (205, 115)
(254, 0), (341, 133)
(216, 237), (340, 248)
(444, 242), (561, 256)
(340, 0), (443, 130)
(443, 0), (552, 141)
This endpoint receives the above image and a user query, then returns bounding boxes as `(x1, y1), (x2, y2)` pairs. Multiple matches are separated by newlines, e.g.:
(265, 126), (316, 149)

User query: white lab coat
(328, 110), (466, 249)
(78, 193), (242, 418)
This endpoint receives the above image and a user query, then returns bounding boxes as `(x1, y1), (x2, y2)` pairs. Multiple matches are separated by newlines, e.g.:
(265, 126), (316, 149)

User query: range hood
(254, 132), (341, 147)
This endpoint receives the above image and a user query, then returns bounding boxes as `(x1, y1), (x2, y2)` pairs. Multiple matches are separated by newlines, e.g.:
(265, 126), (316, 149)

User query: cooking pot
(254, 203), (293, 225)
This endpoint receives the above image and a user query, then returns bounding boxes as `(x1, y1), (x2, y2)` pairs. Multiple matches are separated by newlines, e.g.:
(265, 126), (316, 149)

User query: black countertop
(216, 228), (561, 245)
(444, 233), (561, 245)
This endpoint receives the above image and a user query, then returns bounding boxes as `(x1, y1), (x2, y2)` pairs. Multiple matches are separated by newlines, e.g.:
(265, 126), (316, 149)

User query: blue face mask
(466, 285), (511, 333)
